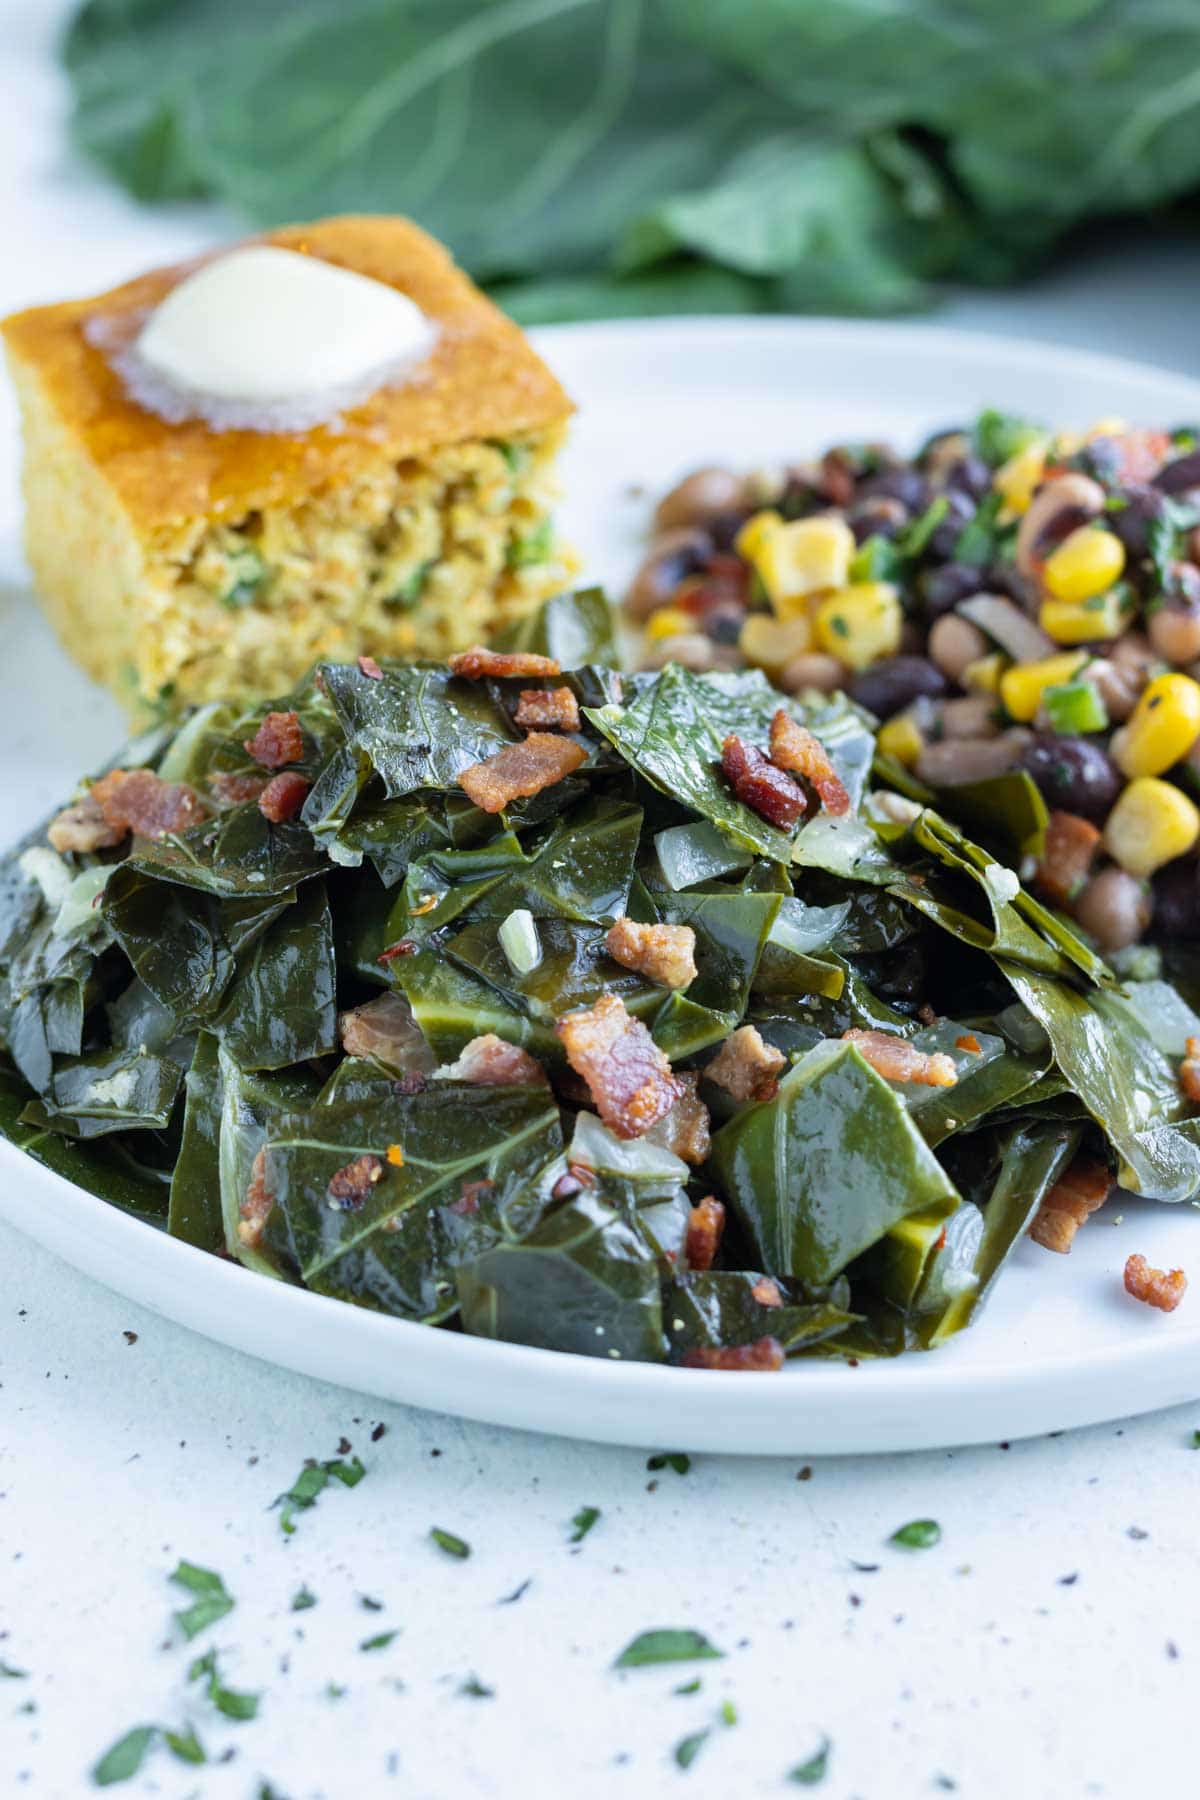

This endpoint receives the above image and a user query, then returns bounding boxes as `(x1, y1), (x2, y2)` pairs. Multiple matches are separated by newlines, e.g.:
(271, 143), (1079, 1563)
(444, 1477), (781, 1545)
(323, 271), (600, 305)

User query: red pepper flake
(409, 894), (439, 917)
(386, 1144), (405, 1168)
(955, 1034), (982, 1055)
(358, 655), (384, 680)
(680, 1337), (785, 1372)
(378, 939), (418, 962)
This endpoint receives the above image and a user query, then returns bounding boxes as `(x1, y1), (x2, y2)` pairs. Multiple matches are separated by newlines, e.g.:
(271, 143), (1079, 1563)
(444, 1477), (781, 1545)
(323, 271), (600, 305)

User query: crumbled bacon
(1124, 1253), (1187, 1313)
(604, 917), (697, 990)
(843, 1028), (957, 1088)
(721, 734), (805, 829)
(208, 771), (268, 806)
(704, 1026), (786, 1104)
(238, 1148), (275, 1249)
(685, 1196), (726, 1271)
(551, 1164), (598, 1202)
(90, 768), (208, 841)
(1035, 810), (1101, 907)
(750, 1276), (783, 1308)
(514, 686), (581, 732)
(258, 771), (311, 823)
(1181, 1037), (1200, 1105)
(680, 1336), (785, 1371)
(358, 654), (384, 679)
(339, 993), (436, 1074)
(451, 1179), (495, 1217)
(459, 732), (586, 814)
(1029, 1155), (1112, 1253)
(437, 1033), (547, 1086)
(244, 710), (304, 769)
(47, 794), (126, 854)
(326, 1153), (386, 1211)
(643, 1073), (711, 1165)
(556, 993), (683, 1139)
(449, 646), (562, 681)
(768, 710), (851, 816)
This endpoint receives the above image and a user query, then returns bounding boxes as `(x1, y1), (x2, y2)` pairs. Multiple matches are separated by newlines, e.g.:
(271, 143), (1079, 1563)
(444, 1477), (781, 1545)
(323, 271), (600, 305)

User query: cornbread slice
(2, 215), (576, 714)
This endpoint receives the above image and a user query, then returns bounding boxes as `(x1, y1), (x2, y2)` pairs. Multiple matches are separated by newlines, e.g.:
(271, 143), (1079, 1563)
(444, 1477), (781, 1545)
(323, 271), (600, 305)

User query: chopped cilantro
(497, 1578), (532, 1605)
(430, 1527), (471, 1559)
(674, 1677), (702, 1696)
(188, 1648), (260, 1722)
(719, 1699), (738, 1727)
(359, 1594), (384, 1612)
(459, 1674), (495, 1698)
(889, 1518), (942, 1550)
(569, 1505), (601, 1543)
(0, 1661), (28, 1679)
(973, 409), (1043, 468)
(359, 1630), (399, 1652)
(92, 1725), (158, 1787)
(674, 1730), (710, 1770)
(894, 494), (949, 558)
(325, 1682), (347, 1701)
(169, 1561), (235, 1640)
(788, 1736), (831, 1785)
(162, 1723), (206, 1766)
(290, 1585), (317, 1612)
(953, 490), (1002, 565)
(614, 1628), (724, 1669)
(273, 1455), (365, 1534)
(1192, 1428), (1200, 1448)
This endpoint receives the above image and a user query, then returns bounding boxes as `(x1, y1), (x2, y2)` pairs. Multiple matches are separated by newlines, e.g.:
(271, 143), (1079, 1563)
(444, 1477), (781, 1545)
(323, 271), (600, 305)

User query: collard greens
(3, 589), (1200, 1365)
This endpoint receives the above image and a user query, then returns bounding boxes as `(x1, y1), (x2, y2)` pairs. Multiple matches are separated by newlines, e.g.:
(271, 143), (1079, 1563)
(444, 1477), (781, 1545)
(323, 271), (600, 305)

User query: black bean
(1019, 735), (1123, 823)
(1150, 861), (1200, 940)
(944, 455), (992, 502)
(1167, 561), (1200, 606)
(1072, 436), (1124, 485)
(984, 562), (1040, 609)
(707, 509), (751, 552)
(705, 605), (746, 646)
(847, 497), (908, 544)
(917, 426), (970, 465)
(849, 655), (948, 721)
(858, 467), (930, 512)
(927, 490), (977, 560)
(1154, 448), (1200, 495)
(1109, 485), (1169, 559)
(919, 562), (984, 621)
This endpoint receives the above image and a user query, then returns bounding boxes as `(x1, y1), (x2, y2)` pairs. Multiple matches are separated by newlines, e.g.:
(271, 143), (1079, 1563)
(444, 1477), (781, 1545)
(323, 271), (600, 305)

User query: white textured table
(4, 8), (1200, 1798)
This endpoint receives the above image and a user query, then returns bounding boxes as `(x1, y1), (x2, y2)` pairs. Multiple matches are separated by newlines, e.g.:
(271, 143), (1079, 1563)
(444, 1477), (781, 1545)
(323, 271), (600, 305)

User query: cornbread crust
(2, 215), (576, 711)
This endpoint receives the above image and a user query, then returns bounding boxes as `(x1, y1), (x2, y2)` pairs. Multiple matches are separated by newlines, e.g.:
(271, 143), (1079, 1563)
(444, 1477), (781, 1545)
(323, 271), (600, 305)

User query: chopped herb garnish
(674, 1677), (702, 1696)
(92, 1725), (158, 1787)
(849, 1561), (880, 1573)
(888, 1519), (942, 1550)
(359, 1630), (399, 1652)
(646, 1452), (691, 1475)
(430, 1527), (471, 1559)
(221, 548), (266, 611)
(497, 1578), (533, 1606)
(162, 1723), (206, 1766)
(188, 1648), (260, 1722)
(291, 1585), (317, 1612)
(169, 1560), (235, 1639)
(788, 1737), (831, 1785)
(459, 1673), (495, 1698)
(325, 1682), (347, 1700)
(614, 1628), (724, 1669)
(1192, 1429), (1200, 1448)
(359, 1594), (384, 1612)
(569, 1505), (601, 1543)
(674, 1730), (710, 1770)
(0, 1661), (28, 1679)
(719, 1699), (738, 1726)
(274, 1456), (366, 1534)
(507, 518), (554, 569)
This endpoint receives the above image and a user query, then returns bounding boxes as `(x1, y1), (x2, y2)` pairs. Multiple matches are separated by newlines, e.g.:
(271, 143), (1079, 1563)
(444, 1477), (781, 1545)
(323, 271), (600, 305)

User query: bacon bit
(551, 1164), (597, 1202)
(358, 654), (384, 679)
(378, 939), (418, 961)
(1035, 810), (1101, 908)
(955, 1034), (982, 1055)
(704, 1026), (786, 1104)
(514, 686), (581, 733)
(258, 770), (310, 823)
(680, 1337), (785, 1372)
(842, 1028), (957, 1088)
(1187, 1037), (1200, 1059)
(208, 771), (268, 806)
(237, 1148), (274, 1249)
(340, 993), (436, 1075)
(90, 768), (207, 841)
(459, 732), (586, 814)
(685, 1196), (726, 1271)
(1124, 1253), (1187, 1313)
(643, 1073), (710, 1165)
(244, 709), (304, 769)
(393, 1072), (427, 1096)
(1029, 1155), (1112, 1253)
(556, 992), (683, 1139)
(720, 734), (805, 829)
(819, 448), (856, 507)
(386, 1144), (405, 1168)
(326, 1153), (386, 1211)
(768, 710), (851, 816)
(451, 1178), (494, 1217)
(47, 794), (126, 854)
(1180, 1058), (1200, 1106)
(750, 1276), (783, 1308)
(604, 917), (697, 991)
(449, 646), (562, 681)
(438, 1034), (548, 1086)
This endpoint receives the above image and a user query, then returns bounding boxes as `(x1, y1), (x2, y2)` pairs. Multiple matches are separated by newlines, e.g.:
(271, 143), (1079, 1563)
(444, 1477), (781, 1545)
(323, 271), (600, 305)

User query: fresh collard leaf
(0, 1063), (171, 1221)
(32, 1044), (185, 1140)
(446, 917), (661, 1044)
(655, 820), (754, 890)
(457, 1192), (667, 1363)
(210, 880), (338, 1069)
(101, 865), (248, 1023)
(188, 1648), (260, 1721)
(788, 1738), (832, 1786)
(273, 1456), (366, 1535)
(123, 806), (327, 898)
(661, 888), (781, 1019)
(666, 1272), (858, 1360)
(569, 1506), (601, 1543)
(92, 1725), (158, 1786)
(494, 587), (617, 668)
(389, 947), (546, 1063)
(927, 770), (1048, 861)
(710, 1039), (959, 1285)
(430, 1528), (471, 1560)
(317, 663), (514, 799)
(888, 1021), (1050, 1147)
(329, 795), (449, 888)
(168, 1033), (224, 1249)
(613, 1629), (724, 1669)
(217, 1049), (324, 1274)
(170, 1561), (235, 1640)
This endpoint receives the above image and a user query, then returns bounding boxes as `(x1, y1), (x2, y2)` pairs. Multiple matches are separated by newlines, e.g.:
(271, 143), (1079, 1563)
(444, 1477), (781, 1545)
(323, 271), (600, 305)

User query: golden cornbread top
(1, 214), (573, 534)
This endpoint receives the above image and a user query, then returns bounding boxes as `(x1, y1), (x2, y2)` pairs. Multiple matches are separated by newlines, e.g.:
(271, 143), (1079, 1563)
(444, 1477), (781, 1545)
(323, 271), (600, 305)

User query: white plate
(4, 316), (1200, 1455)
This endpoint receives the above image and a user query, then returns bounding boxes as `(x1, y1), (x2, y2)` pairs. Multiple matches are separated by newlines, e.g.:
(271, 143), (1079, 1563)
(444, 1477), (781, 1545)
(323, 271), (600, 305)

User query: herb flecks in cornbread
(1, 215), (575, 713)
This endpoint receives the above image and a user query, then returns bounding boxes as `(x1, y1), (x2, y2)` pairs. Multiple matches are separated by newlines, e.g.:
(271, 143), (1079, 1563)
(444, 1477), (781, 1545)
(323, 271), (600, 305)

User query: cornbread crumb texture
(1, 214), (575, 710)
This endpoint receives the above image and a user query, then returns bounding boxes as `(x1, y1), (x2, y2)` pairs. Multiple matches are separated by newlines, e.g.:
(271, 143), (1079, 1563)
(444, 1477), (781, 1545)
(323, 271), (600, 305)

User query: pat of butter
(132, 245), (436, 423)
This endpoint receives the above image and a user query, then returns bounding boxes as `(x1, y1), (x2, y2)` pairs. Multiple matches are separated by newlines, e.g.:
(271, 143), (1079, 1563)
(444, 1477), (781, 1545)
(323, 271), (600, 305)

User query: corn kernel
(734, 510), (783, 563)
(1042, 526), (1126, 603)
(993, 438), (1048, 515)
(752, 516), (856, 617)
(963, 652), (1009, 695)
(877, 713), (925, 768)
(738, 612), (813, 680)
(1111, 672), (1200, 778)
(999, 651), (1089, 723)
(1039, 586), (1131, 645)
(1104, 777), (1200, 878)
(813, 582), (902, 672)
(644, 606), (693, 643)
(1086, 415), (1128, 440)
